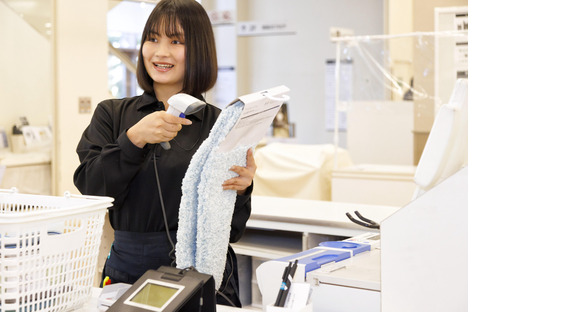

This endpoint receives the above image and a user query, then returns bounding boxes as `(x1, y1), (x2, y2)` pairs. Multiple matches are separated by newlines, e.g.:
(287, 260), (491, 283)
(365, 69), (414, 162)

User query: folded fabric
(176, 101), (251, 288)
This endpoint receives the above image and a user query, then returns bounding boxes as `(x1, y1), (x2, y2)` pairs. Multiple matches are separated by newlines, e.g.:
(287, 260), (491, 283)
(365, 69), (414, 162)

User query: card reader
(107, 266), (216, 312)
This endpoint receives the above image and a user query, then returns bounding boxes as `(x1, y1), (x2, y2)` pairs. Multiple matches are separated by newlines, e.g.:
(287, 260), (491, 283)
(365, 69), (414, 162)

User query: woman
(73, 0), (255, 307)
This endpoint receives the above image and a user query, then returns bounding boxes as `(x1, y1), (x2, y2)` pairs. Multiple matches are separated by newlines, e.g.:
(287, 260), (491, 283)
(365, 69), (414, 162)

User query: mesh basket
(0, 188), (113, 312)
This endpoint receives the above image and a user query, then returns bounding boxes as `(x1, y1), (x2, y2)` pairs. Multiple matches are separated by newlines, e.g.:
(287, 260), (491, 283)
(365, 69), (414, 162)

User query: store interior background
(1, 0), (469, 309)
(2, 1), (465, 307)
(4, 0), (580, 311)
(0, 0), (465, 196)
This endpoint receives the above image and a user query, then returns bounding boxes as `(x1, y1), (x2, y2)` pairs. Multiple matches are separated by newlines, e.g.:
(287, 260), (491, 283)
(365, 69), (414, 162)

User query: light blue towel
(176, 101), (252, 288)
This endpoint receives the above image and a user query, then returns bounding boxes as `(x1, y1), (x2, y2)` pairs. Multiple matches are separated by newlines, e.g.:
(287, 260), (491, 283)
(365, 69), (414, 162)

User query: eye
(171, 39), (184, 45)
(147, 37), (158, 43)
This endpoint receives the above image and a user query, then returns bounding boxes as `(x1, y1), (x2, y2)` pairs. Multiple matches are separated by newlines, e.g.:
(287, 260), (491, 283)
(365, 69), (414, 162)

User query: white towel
(176, 101), (252, 288)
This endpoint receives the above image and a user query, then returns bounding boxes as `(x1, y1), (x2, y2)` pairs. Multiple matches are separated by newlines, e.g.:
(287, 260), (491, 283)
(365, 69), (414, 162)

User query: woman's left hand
(223, 148), (257, 195)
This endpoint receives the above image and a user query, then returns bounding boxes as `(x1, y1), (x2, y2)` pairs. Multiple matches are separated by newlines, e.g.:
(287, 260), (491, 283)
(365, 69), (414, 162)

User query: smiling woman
(74, 0), (252, 308)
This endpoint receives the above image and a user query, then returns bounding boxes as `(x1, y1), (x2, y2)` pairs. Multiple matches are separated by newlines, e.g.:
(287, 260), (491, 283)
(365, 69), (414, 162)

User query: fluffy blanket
(176, 101), (251, 288)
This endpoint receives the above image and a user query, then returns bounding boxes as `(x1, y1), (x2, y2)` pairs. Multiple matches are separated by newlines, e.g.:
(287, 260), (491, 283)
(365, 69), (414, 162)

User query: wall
(53, 0), (109, 195)
(388, 0), (414, 100)
(1, 0), (108, 195)
(237, 0), (385, 147)
(0, 2), (52, 134)
(411, 0), (467, 164)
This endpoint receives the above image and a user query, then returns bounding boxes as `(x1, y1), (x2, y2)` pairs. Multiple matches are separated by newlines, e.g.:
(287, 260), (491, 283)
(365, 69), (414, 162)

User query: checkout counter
(61, 162), (467, 312)
(254, 167), (467, 312)
(75, 196), (398, 312)
(80, 143), (466, 311)
(231, 195), (398, 309)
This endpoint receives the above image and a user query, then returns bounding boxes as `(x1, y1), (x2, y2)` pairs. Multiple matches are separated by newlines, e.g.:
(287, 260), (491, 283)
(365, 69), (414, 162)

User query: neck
(153, 84), (183, 110)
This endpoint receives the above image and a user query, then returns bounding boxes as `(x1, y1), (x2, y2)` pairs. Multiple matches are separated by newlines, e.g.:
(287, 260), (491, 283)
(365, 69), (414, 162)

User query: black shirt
(73, 92), (251, 242)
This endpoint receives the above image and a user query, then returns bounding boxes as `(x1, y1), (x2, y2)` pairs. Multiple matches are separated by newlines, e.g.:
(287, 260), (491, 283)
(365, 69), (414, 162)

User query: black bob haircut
(136, 0), (218, 97)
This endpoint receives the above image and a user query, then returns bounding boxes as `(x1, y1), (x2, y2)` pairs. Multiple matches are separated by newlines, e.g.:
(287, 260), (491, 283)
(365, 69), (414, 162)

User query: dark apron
(102, 230), (241, 307)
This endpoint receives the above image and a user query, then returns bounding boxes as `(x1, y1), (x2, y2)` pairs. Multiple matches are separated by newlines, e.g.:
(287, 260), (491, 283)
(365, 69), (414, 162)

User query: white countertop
(248, 195), (400, 237)
(0, 150), (51, 167)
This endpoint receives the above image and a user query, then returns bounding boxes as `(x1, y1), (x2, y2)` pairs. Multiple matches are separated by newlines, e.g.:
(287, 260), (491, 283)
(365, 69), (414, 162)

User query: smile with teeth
(154, 63), (174, 69)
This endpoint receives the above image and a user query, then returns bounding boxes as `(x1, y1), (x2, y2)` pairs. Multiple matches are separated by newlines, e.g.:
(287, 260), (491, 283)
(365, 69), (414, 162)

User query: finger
(177, 117), (193, 126)
(222, 177), (250, 190)
(246, 149), (257, 170)
(161, 122), (182, 133)
(222, 180), (238, 189)
(164, 113), (193, 125)
(154, 124), (177, 137)
(222, 179), (239, 190)
(228, 165), (245, 175)
(227, 150), (256, 175)
(222, 185), (247, 193)
(223, 173), (246, 185)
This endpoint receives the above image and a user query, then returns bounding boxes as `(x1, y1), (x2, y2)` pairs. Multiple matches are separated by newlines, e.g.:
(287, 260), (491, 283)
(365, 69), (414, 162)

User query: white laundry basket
(0, 188), (113, 312)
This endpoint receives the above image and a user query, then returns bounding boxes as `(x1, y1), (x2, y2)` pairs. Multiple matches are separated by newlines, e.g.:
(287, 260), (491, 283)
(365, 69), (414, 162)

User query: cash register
(106, 266), (216, 312)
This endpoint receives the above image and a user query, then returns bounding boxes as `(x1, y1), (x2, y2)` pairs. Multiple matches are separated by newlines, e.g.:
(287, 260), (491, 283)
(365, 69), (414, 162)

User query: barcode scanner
(160, 93), (206, 150)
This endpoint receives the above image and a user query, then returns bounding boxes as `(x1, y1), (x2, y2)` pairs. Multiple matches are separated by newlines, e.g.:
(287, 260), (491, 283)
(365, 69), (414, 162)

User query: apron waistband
(113, 230), (177, 246)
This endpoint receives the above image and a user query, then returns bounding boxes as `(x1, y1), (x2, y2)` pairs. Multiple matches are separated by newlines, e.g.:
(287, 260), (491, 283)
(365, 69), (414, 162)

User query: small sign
(208, 10), (235, 25)
(454, 13), (468, 78)
(237, 21), (296, 36)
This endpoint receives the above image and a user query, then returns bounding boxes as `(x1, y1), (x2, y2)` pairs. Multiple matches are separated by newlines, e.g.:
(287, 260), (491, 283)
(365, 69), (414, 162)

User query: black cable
(153, 147), (177, 267)
(215, 248), (236, 307)
(151, 104), (206, 268)
(216, 290), (235, 307)
(346, 211), (380, 229)
(346, 212), (373, 228)
(354, 211), (379, 227)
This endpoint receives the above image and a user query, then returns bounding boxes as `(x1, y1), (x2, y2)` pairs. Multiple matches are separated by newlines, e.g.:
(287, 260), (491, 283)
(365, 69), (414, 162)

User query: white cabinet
(332, 164), (416, 207)
(232, 196), (399, 309)
(0, 151), (51, 195)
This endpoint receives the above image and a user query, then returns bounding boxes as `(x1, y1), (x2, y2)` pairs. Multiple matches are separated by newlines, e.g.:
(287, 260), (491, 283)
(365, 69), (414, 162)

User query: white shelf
(232, 229), (302, 259)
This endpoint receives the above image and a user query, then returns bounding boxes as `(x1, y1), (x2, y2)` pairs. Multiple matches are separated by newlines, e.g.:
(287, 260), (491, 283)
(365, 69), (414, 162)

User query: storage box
(0, 189), (113, 311)
(331, 164), (416, 206)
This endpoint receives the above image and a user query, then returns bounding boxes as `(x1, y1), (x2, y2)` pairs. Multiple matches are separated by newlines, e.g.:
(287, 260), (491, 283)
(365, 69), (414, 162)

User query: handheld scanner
(160, 93), (206, 150)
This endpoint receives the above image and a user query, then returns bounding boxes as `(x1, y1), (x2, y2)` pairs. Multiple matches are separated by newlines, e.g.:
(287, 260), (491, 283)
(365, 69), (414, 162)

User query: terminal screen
(130, 282), (179, 308)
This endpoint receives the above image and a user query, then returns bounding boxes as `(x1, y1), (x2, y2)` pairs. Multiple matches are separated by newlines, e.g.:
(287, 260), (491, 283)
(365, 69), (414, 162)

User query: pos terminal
(107, 266), (216, 312)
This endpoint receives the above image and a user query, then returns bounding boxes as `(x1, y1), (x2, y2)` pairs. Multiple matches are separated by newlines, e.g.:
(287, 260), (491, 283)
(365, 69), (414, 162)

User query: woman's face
(142, 25), (186, 93)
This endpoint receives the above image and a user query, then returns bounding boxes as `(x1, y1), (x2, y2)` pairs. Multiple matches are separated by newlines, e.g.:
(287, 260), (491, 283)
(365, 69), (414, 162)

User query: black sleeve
(229, 182), (253, 243)
(73, 101), (150, 205)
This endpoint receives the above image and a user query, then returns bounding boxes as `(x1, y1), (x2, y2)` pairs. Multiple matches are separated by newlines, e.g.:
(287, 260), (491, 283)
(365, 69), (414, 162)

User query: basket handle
(40, 224), (86, 257)
(63, 191), (114, 202)
(0, 187), (19, 194)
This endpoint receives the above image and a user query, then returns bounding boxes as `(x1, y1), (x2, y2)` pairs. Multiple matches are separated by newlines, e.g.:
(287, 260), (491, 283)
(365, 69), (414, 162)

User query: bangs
(145, 13), (184, 40)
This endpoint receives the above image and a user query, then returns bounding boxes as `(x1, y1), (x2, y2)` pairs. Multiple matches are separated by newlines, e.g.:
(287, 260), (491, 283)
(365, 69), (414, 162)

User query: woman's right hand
(127, 111), (192, 148)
